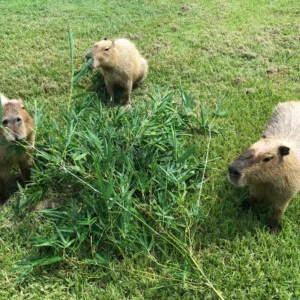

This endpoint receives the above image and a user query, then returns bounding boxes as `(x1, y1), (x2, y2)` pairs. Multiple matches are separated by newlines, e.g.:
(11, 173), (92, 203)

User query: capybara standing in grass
(228, 101), (300, 232)
(86, 38), (148, 108)
(0, 94), (35, 204)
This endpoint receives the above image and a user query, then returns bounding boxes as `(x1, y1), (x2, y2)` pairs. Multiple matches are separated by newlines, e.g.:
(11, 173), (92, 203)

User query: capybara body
(0, 94), (35, 204)
(228, 101), (300, 231)
(86, 38), (148, 107)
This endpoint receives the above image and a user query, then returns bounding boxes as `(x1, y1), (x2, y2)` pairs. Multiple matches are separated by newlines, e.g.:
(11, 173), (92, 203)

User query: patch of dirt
(153, 44), (162, 52)
(124, 33), (144, 41)
(244, 88), (255, 95)
(267, 66), (291, 83)
(233, 77), (246, 85)
(180, 5), (192, 16)
(266, 67), (277, 74)
(34, 198), (59, 211)
(240, 51), (258, 60)
(181, 6), (191, 13)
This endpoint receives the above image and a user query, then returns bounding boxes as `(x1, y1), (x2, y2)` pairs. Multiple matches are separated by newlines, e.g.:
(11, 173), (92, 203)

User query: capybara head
(85, 38), (115, 69)
(1, 98), (31, 142)
(228, 138), (291, 186)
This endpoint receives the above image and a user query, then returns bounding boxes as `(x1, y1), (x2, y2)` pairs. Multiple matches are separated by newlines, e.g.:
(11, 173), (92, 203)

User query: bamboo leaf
(72, 57), (93, 83)
(177, 144), (198, 164)
(69, 28), (74, 76)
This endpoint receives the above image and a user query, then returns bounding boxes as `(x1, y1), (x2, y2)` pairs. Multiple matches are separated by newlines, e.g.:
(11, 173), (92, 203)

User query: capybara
(86, 38), (148, 108)
(228, 101), (300, 231)
(0, 94), (35, 204)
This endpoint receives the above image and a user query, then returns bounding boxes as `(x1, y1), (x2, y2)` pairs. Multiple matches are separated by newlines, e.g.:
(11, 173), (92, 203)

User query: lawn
(1, 0), (300, 299)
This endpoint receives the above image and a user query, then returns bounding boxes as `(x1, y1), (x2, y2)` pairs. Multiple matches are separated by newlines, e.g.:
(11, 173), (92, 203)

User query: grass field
(1, 0), (300, 299)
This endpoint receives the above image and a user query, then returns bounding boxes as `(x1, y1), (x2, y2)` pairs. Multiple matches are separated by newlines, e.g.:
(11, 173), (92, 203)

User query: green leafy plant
(12, 31), (225, 299)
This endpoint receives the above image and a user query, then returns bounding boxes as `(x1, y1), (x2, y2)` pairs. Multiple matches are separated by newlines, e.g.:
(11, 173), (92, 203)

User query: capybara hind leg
(123, 81), (133, 107)
(135, 59), (148, 85)
(135, 70), (146, 86)
(0, 177), (9, 205)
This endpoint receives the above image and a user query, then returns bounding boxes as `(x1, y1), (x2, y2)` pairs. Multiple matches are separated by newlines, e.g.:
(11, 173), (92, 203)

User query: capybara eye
(2, 120), (8, 127)
(263, 157), (273, 162)
(16, 117), (22, 124)
(104, 47), (110, 51)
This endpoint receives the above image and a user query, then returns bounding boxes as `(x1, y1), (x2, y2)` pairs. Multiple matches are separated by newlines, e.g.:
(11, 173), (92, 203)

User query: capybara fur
(86, 38), (148, 107)
(0, 94), (35, 205)
(228, 101), (300, 232)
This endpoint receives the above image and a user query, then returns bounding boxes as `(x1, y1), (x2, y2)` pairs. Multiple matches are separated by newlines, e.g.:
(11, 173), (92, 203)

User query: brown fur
(228, 101), (300, 231)
(86, 38), (148, 107)
(0, 94), (35, 204)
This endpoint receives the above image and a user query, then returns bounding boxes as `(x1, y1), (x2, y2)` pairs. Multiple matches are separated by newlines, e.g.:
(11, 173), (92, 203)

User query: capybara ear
(278, 145), (290, 157)
(19, 101), (25, 109)
(0, 94), (8, 106)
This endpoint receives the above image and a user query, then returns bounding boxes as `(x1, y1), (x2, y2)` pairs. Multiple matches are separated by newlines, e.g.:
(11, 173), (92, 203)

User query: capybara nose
(85, 53), (92, 60)
(228, 165), (241, 179)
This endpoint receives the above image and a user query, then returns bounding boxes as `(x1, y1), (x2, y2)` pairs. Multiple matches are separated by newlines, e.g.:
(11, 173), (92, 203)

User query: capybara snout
(1, 101), (28, 142)
(85, 52), (93, 61)
(228, 164), (241, 184)
(228, 149), (255, 185)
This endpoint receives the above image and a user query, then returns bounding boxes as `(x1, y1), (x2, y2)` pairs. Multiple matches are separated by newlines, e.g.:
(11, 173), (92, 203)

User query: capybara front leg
(242, 194), (258, 210)
(105, 82), (115, 107)
(268, 200), (289, 233)
(19, 156), (33, 185)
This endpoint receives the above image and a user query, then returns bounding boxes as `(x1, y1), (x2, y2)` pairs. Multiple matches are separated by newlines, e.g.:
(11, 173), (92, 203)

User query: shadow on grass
(0, 174), (25, 207)
(87, 71), (145, 107)
(197, 180), (271, 247)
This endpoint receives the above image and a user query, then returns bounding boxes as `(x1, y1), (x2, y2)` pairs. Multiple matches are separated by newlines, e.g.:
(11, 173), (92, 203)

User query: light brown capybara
(228, 101), (300, 232)
(86, 38), (148, 108)
(0, 94), (35, 204)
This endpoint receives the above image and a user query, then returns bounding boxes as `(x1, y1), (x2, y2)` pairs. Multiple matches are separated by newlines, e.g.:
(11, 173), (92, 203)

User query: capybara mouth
(15, 137), (25, 142)
(228, 173), (241, 186)
(86, 61), (94, 70)
(5, 135), (25, 143)
(3, 135), (15, 143)
(85, 55), (94, 69)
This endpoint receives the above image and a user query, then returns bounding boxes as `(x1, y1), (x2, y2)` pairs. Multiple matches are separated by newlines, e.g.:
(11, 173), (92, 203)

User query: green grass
(1, 0), (300, 299)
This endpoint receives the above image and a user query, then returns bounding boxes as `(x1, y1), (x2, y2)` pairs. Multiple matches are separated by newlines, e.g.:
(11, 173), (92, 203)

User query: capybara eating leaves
(0, 94), (35, 204)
